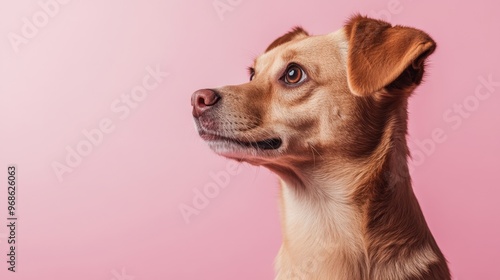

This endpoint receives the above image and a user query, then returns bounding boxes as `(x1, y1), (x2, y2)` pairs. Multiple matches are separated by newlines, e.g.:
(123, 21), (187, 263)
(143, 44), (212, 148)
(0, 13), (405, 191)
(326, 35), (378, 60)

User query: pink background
(1, 0), (499, 279)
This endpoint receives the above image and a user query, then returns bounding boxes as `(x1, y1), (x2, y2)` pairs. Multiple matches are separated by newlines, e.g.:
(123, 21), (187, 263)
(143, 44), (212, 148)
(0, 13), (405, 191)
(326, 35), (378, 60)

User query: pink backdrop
(1, 1), (499, 279)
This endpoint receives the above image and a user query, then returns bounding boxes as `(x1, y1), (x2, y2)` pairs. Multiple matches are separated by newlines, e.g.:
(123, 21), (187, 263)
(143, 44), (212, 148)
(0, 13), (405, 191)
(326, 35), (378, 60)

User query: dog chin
(207, 141), (258, 159)
(204, 137), (283, 161)
(208, 140), (273, 161)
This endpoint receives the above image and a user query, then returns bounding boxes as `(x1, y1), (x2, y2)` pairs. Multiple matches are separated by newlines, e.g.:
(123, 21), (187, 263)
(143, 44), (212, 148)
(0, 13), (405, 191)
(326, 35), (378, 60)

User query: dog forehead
(254, 29), (348, 72)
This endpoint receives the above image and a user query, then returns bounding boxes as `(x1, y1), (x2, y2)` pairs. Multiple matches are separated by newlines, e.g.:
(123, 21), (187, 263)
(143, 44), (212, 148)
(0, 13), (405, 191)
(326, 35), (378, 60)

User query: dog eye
(283, 64), (306, 85)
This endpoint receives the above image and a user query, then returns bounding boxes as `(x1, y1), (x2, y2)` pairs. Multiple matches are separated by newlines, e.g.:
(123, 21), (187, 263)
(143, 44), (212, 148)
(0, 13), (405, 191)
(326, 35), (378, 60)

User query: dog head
(192, 15), (436, 177)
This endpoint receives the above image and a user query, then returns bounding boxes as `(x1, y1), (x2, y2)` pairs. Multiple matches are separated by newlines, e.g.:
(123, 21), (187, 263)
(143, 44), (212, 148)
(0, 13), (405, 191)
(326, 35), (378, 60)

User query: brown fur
(345, 15), (436, 96)
(192, 14), (450, 280)
(265, 27), (310, 53)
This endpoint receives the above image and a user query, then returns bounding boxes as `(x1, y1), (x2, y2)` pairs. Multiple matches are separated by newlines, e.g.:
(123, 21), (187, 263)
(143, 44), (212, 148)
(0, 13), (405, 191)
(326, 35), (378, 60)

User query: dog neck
(270, 100), (448, 279)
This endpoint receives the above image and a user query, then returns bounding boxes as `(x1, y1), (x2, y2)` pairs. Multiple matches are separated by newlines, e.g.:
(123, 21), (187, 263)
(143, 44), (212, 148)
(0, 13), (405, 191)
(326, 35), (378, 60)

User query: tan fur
(192, 14), (450, 280)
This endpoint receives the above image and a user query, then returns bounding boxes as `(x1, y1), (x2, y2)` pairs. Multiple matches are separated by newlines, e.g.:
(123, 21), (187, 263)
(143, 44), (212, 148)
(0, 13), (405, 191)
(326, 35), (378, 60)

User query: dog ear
(265, 27), (309, 52)
(345, 15), (436, 96)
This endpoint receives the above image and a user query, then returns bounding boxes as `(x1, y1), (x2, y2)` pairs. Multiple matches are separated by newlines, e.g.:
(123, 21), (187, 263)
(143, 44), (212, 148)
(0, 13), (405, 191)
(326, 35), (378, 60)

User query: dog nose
(191, 89), (220, 117)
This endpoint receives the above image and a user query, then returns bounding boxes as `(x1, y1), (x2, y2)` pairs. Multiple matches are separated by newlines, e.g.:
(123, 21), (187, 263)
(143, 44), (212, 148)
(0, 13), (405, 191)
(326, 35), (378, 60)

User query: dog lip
(199, 132), (222, 141)
(199, 131), (282, 150)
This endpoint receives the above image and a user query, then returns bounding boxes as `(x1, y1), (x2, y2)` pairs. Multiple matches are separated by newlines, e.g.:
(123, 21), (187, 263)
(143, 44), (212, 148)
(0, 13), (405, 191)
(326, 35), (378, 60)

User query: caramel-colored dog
(191, 15), (450, 280)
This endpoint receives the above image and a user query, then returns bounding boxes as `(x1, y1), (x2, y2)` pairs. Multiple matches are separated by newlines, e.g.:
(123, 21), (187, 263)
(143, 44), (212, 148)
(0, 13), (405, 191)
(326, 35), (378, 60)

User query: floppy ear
(345, 15), (436, 96)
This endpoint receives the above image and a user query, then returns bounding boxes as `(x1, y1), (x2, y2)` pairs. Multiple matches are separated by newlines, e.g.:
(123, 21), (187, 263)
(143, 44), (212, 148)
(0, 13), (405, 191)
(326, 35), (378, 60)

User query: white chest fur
(275, 180), (367, 280)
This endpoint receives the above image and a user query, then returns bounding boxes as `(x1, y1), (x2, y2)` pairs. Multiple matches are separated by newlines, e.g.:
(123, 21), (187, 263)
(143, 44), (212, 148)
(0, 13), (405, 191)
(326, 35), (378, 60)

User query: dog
(191, 15), (450, 280)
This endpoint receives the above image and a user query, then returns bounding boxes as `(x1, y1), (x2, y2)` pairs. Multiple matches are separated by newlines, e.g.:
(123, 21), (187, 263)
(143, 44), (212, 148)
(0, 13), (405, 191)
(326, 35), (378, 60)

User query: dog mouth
(199, 131), (282, 150)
